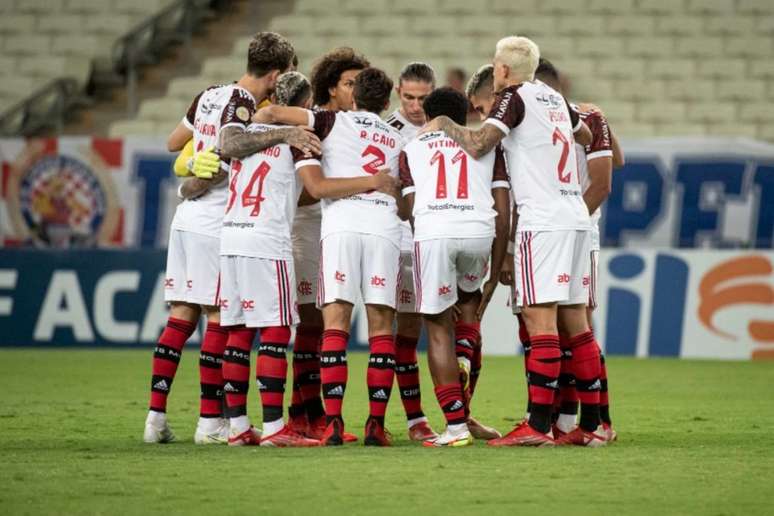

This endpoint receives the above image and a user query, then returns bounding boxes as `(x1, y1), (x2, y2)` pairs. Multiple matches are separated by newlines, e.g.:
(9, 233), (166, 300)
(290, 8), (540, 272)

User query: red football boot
(228, 426), (262, 446)
(261, 425), (320, 447)
(551, 424), (571, 440)
(555, 426), (607, 448)
(487, 420), (554, 447)
(342, 431), (359, 443)
(287, 413), (309, 437)
(602, 422), (618, 443)
(364, 417), (392, 447)
(321, 417), (345, 446)
(305, 417), (326, 440)
(408, 420), (438, 442)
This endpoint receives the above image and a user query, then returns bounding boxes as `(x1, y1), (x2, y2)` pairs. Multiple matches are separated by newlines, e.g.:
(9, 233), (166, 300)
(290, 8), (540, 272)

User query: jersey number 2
(552, 127), (571, 184)
(431, 149), (468, 199)
(227, 160), (271, 216)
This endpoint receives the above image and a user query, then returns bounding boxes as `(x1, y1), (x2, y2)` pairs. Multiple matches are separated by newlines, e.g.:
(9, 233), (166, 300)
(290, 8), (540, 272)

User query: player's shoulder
(385, 110), (406, 131)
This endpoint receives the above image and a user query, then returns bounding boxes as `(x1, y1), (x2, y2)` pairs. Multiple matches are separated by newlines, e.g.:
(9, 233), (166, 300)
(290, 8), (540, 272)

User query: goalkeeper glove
(173, 139), (194, 177)
(192, 147), (221, 179)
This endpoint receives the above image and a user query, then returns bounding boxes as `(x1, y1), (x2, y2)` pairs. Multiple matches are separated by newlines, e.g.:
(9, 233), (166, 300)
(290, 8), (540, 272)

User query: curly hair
(353, 67), (393, 114)
(247, 32), (295, 77)
(310, 47), (370, 107)
(423, 87), (468, 126)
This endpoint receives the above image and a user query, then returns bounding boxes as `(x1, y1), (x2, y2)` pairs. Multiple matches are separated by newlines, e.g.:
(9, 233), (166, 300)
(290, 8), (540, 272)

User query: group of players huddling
(143, 31), (624, 448)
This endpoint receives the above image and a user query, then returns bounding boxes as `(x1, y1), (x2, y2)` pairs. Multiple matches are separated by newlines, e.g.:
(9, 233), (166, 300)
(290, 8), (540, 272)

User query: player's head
(493, 36), (540, 91)
(247, 32), (296, 91)
(466, 64), (495, 121)
(353, 67), (393, 115)
(397, 62), (436, 125)
(310, 47), (370, 111)
(422, 87), (468, 126)
(445, 67), (467, 92)
(535, 58), (562, 93)
(273, 72), (313, 109)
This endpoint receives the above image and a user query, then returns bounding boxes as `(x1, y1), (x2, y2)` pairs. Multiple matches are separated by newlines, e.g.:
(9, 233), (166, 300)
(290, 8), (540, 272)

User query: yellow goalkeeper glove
(173, 139), (194, 177)
(192, 146), (221, 179)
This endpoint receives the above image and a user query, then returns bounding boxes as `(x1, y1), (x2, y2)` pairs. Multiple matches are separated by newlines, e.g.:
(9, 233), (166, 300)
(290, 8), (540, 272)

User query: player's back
(401, 132), (508, 241)
(220, 123), (300, 260)
(172, 83), (257, 238)
(318, 110), (405, 245)
(493, 80), (590, 232)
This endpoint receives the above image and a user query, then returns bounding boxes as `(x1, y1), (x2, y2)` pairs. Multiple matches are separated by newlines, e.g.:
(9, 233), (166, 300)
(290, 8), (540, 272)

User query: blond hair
(494, 36), (540, 82)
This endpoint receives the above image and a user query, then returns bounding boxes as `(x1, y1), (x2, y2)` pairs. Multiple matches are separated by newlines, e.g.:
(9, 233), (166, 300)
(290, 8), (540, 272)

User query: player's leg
(588, 250), (616, 441)
(489, 231), (569, 447)
(194, 305), (229, 444)
(395, 252), (436, 441)
(416, 239), (472, 447)
(317, 233), (358, 445)
(360, 234), (401, 447)
(290, 304), (325, 437)
(555, 231), (606, 447)
(144, 229), (199, 443)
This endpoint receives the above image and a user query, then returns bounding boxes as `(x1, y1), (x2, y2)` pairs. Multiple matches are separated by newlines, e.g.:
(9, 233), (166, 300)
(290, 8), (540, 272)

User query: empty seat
(137, 97), (188, 122)
(109, 119), (161, 137)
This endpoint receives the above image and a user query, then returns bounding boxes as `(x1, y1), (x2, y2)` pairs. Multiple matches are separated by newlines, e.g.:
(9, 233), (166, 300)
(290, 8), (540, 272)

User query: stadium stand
(0, 0), (223, 136)
(99, 0), (774, 142)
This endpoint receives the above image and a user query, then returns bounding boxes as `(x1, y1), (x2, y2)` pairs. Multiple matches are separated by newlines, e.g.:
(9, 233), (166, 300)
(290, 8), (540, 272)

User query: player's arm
(398, 151), (415, 224)
(500, 207), (518, 286)
(296, 150), (397, 200)
(422, 117), (504, 159)
(179, 170), (227, 200)
(219, 125), (320, 159)
(253, 105), (313, 127)
(610, 130), (625, 168)
(167, 122), (192, 152)
(566, 100), (592, 146)
(582, 112), (614, 214)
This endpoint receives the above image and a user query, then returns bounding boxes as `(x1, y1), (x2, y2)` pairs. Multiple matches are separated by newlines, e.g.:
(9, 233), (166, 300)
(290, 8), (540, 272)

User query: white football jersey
(485, 80), (591, 232)
(575, 107), (613, 245)
(220, 123), (304, 260)
(303, 109), (405, 247)
(386, 109), (421, 252)
(172, 84), (257, 238)
(400, 132), (510, 241)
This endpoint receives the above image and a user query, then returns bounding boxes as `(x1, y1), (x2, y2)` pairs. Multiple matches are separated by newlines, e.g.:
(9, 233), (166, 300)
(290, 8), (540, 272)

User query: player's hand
(192, 146), (221, 179)
(285, 126), (322, 157)
(578, 102), (604, 117)
(499, 252), (514, 286)
(253, 106), (272, 124)
(476, 279), (498, 320)
(372, 168), (399, 197)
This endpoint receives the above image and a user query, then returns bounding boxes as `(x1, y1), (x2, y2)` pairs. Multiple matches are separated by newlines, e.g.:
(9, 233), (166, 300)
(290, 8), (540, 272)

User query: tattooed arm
(219, 125), (321, 160)
(423, 116), (505, 159)
(179, 170), (227, 200)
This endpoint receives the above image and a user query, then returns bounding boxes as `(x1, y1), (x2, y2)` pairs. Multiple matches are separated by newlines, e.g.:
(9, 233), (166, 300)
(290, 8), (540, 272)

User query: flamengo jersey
(485, 80), (590, 232)
(172, 83), (257, 237)
(303, 109), (405, 247)
(400, 132), (509, 241)
(386, 109), (421, 253)
(220, 123), (304, 260)
(575, 107), (613, 230)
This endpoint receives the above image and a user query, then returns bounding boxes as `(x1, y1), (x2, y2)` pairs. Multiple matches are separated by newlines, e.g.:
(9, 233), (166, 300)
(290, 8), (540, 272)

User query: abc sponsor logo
(335, 271), (346, 283)
(370, 276), (386, 287)
(297, 279), (313, 296)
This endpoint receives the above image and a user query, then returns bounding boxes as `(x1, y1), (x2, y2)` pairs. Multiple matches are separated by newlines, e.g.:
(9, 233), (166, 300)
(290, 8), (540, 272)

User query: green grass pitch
(1, 349), (772, 515)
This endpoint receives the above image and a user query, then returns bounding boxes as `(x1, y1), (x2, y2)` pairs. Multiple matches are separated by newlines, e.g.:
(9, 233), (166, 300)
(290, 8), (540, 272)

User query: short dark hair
(247, 32), (295, 77)
(423, 86), (468, 126)
(353, 67), (393, 114)
(310, 47), (370, 107)
(399, 62), (436, 87)
(535, 58), (560, 84)
(275, 72), (312, 107)
(465, 64), (494, 98)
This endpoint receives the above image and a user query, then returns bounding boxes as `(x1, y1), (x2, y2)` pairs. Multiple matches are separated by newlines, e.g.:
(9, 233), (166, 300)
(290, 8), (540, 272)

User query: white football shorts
(413, 237), (492, 315)
(588, 249), (599, 309)
(317, 232), (400, 309)
(164, 229), (220, 306)
(513, 230), (591, 307)
(219, 255), (298, 328)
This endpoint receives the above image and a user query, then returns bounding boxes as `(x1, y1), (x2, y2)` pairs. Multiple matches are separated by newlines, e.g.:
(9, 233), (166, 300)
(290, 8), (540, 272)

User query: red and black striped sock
(455, 321), (479, 414)
(199, 321), (228, 419)
(395, 334), (424, 422)
(367, 335), (396, 424)
(149, 317), (196, 413)
(517, 313), (532, 414)
(288, 382), (304, 420)
(435, 383), (467, 426)
(320, 329), (348, 422)
(222, 326), (256, 418)
(293, 326), (324, 422)
(257, 326), (291, 424)
(557, 334), (579, 419)
(469, 339), (483, 399)
(599, 352), (612, 425)
(526, 334), (561, 434)
(569, 331), (602, 432)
